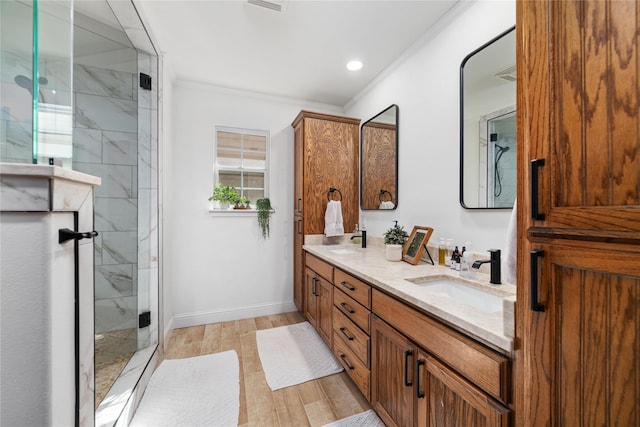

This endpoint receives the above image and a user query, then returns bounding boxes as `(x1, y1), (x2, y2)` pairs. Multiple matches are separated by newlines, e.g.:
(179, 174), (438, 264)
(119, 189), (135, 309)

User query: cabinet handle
(297, 219), (302, 235)
(340, 281), (356, 291)
(312, 277), (317, 296)
(531, 159), (546, 220)
(340, 302), (355, 314)
(530, 250), (545, 312)
(297, 198), (302, 212)
(404, 350), (413, 387)
(339, 327), (354, 341)
(59, 228), (98, 244)
(340, 354), (354, 370)
(416, 359), (426, 399)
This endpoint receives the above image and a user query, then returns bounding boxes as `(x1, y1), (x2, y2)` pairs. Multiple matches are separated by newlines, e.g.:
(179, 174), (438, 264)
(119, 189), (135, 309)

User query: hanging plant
(256, 198), (272, 239)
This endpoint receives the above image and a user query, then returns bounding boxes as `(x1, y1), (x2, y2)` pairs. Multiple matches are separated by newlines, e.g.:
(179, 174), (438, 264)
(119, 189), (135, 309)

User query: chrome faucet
(472, 249), (501, 284)
(350, 229), (366, 248)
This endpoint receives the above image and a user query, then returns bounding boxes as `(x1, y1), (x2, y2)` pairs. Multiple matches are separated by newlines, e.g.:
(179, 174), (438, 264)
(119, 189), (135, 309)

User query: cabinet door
(316, 275), (333, 346)
(293, 217), (304, 312)
(521, 242), (640, 426)
(304, 268), (319, 328)
(417, 353), (509, 427)
(303, 117), (359, 234)
(294, 123), (304, 216)
(371, 315), (416, 427)
(521, 0), (640, 237)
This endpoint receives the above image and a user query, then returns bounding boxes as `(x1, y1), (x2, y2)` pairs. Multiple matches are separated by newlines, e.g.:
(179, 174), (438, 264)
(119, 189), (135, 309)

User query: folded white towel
(503, 198), (517, 284)
(324, 200), (344, 237)
(379, 201), (395, 209)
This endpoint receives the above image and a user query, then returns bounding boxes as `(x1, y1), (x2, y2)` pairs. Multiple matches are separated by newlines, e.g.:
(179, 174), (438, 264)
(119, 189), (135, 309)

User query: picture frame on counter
(403, 226), (434, 265)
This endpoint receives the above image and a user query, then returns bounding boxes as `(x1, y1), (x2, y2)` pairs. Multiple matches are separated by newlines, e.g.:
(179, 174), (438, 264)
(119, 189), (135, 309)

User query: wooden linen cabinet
(517, 0), (640, 425)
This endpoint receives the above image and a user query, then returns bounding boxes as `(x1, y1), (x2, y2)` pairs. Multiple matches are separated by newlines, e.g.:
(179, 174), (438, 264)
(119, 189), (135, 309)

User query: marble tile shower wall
(72, 63), (139, 335)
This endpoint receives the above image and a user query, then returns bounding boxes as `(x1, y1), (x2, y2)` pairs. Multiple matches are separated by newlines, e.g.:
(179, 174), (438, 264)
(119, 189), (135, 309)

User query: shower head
(495, 144), (510, 153)
(13, 74), (47, 102)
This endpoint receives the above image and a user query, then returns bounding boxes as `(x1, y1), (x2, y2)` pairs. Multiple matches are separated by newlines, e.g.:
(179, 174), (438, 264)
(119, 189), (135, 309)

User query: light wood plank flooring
(163, 311), (372, 427)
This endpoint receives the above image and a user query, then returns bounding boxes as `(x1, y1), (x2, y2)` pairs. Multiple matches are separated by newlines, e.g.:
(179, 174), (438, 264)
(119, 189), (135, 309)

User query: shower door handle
(59, 228), (98, 244)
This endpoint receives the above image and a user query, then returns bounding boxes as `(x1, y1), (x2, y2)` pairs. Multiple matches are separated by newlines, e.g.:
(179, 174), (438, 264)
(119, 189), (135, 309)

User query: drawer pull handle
(340, 302), (355, 314)
(531, 159), (546, 220)
(404, 350), (413, 387)
(340, 281), (356, 291)
(339, 327), (354, 341)
(530, 250), (545, 312)
(416, 359), (426, 398)
(340, 354), (354, 370)
(311, 277), (317, 296)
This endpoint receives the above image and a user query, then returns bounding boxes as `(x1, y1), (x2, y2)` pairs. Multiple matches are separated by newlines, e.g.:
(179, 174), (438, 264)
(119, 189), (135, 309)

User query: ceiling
(135, 0), (459, 106)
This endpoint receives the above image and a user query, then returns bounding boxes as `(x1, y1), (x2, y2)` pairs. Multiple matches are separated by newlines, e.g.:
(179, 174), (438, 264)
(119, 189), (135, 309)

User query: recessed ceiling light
(346, 60), (363, 71)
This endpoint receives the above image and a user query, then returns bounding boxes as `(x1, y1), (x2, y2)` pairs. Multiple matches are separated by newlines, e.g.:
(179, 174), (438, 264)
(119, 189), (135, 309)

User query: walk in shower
(1, 0), (159, 423)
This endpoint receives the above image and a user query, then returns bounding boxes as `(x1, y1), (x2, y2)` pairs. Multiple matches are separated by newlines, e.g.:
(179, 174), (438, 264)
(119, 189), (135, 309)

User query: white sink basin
(406, 277), (504, 314)
(328, 247), (359, 255)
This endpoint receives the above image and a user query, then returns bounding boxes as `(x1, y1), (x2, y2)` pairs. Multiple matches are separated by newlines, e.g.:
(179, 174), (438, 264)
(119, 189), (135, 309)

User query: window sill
(208, 208), (275, 217)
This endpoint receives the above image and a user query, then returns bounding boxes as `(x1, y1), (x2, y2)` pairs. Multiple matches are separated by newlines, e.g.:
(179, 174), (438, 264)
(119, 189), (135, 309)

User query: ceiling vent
(495, 65), (516, 82)
(247, 0), (284, 12)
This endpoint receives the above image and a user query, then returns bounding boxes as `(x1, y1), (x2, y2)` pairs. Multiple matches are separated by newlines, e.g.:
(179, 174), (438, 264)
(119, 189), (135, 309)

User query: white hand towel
(324, 200), (344, 237)
(379, 201), (395, 209)
(503, 198), (517, 284)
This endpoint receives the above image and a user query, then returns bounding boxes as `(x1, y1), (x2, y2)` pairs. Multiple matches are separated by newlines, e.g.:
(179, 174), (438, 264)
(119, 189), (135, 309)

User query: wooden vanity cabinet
(371, 289), (511, 427)
(292, 111), (360, 318)
(304, 254), (334, 346)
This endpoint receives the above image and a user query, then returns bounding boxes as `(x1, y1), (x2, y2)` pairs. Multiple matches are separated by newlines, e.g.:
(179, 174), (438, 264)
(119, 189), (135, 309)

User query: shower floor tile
(95, 328), (137, 407)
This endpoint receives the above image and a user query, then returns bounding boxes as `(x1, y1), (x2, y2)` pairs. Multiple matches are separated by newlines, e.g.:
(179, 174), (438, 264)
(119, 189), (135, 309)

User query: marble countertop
(0, 162), (101, 185)
(304, 242), (516, 354)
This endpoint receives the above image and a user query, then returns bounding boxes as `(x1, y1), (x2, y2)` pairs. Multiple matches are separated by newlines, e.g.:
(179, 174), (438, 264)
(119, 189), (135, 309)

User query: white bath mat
(322, 409), (386, 427)
(256, 321), (343, 390)
(130, 350), (239, 427)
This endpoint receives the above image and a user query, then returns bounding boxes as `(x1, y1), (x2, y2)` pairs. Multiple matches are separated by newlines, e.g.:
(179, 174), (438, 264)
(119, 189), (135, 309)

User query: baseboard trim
(170, 301), (297, 330)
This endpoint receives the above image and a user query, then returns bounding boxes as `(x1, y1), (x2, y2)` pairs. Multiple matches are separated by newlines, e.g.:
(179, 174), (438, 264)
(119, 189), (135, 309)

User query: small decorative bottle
(438, 238), (446, 265)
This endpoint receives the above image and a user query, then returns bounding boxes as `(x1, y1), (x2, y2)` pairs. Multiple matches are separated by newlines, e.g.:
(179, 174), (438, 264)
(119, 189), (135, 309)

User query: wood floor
(163, 311), (372, 427)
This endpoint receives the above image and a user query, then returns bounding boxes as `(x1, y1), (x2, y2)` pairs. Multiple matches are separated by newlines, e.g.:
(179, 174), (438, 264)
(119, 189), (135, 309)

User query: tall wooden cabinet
(517, 0), (640, 425)
(292, 111), (360, 312)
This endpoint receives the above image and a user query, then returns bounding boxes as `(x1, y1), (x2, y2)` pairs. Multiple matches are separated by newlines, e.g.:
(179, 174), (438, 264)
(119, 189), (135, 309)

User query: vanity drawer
(333, 306), (370, 368)
(333, 331), (370, 401)
(334, 269), (371, 308)
(306, 253), (334, 283)
(334, 288), (370, 334)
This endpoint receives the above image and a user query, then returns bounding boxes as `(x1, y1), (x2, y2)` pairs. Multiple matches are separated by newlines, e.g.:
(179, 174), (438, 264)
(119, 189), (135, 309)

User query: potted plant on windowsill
(208, 184), (240, 210)
(234, 196), (251, 210)
(383, 222), (409, 261)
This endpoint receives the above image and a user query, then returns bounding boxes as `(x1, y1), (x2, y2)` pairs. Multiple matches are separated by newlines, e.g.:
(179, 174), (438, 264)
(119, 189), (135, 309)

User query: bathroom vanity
(302, 242), (515, 426)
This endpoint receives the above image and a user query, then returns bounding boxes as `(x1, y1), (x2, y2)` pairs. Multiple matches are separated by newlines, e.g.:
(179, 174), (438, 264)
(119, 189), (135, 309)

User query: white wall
(167, 81), (342, 327)
(346, 0), (516, 253)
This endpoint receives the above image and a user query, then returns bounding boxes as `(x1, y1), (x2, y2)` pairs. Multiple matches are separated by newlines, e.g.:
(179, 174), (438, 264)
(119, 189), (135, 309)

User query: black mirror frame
(360, 104), (399, 211)
(459, 26), (516, 210)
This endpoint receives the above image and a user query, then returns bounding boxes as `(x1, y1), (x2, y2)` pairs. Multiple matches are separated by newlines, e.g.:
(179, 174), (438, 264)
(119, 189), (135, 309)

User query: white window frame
(213, 125), (270, 208)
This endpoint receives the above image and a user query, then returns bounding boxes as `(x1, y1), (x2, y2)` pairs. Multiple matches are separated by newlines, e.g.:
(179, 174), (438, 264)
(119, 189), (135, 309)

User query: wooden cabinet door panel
(521, 0), (640, 238)
(371, 315), (416, 427)
(303, 117), (359, 234)
(418, 354), (509, 427)
(317, 276), (333, 346)
(294, 217), (304, 312)
(523, 243), (640, 426)
(304, 268), (319, 328)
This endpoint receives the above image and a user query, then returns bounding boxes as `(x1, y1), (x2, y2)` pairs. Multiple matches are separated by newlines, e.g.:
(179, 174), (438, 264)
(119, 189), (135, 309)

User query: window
(214, 126), (269, 204)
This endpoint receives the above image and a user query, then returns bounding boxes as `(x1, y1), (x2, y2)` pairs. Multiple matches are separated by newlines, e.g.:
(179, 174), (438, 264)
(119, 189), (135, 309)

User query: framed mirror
(361, 104), (398, 210)
(460, 27), (516, 209)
